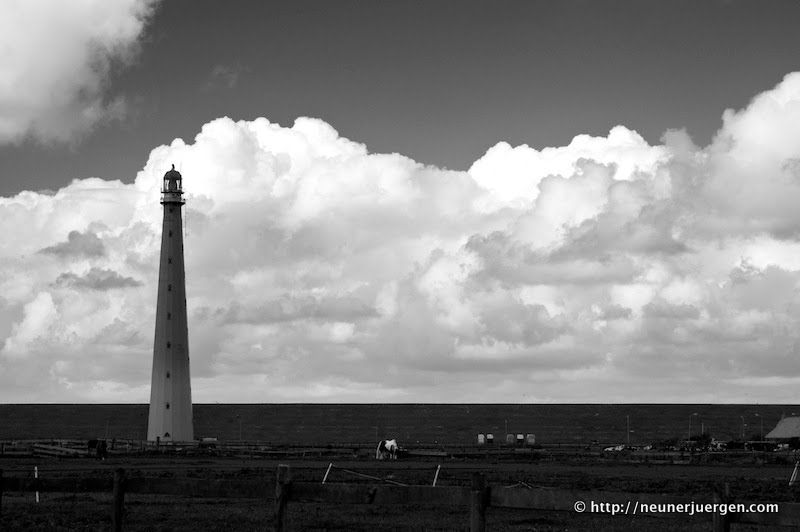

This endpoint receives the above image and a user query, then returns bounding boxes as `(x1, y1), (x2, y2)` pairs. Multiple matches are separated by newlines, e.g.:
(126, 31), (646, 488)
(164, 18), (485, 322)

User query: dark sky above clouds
(4, 1), (800, 403)
(2, 0), (799, 196)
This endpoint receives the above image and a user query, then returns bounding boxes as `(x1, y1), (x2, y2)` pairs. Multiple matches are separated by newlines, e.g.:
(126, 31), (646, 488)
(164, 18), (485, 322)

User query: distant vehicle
(709, 439), (727, 451)
(746, 441), (777, 452)
(199, 437), (218, 449)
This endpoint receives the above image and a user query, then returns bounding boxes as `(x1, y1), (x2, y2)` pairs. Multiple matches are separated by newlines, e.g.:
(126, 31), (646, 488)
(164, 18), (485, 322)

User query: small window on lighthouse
(167, 312), (171, 320)
(168, 257), (172, 264)
(166, 403), (170, 409)
(168, 284), (172, 291)
(169, 230), (173, 237)
(164, 432), (170, 438)
(166, 371), (171, 378)
(169, 207), (174, 213)
(166, 341), (171, 348)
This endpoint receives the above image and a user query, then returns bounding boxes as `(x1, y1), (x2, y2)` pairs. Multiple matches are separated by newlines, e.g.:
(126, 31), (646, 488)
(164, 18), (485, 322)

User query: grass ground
(0, 494), (765, 531)
(0, 455), (793, 531)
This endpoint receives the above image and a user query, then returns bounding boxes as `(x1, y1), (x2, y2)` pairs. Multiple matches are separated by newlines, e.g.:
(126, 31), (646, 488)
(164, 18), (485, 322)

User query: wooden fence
(3, 439), (797, 467)
(2, 465), (799, 531)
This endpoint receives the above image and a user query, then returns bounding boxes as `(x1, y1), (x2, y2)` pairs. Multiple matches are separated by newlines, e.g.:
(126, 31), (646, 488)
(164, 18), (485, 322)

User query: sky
(2, 0), (800, 403)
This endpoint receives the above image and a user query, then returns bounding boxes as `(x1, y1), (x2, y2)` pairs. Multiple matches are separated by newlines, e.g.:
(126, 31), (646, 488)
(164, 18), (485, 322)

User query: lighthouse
(147, 165), (194, 442)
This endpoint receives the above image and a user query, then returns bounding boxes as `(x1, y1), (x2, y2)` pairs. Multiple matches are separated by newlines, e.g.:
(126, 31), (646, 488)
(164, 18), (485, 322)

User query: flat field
(1, 403), (798, 444)
(3, 404), (798, 530)
(1, 454), (797, 531)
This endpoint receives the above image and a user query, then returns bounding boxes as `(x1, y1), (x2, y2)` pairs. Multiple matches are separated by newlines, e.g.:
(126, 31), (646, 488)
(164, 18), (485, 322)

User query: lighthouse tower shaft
(147, 168), (193, 441)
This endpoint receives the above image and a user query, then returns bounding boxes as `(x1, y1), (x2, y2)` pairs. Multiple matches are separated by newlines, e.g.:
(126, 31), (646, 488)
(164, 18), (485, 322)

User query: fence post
(322, 463), (333, 484)
(470, 472), (487, 532)
(712, 482), (730, 532)
(112, 468), (126, 532)
(276, 464), (291, 532)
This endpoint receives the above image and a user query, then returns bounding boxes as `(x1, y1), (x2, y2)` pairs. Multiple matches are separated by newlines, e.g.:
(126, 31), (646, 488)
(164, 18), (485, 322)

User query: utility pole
(688, 412), (697, 442)
(755, 413), (763, 441)
(626, 415), (630, 445)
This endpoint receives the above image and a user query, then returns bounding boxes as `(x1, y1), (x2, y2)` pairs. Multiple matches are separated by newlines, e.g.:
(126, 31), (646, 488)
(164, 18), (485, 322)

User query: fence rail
(2, 466), (799, 531)
(3, 438), (798, 465)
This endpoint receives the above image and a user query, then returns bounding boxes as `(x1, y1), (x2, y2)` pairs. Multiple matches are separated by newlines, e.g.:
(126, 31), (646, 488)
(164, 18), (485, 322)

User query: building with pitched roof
(765, 417), (800, 440)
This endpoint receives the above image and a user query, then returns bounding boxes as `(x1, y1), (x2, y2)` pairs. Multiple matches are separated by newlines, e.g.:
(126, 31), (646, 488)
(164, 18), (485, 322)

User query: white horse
(375, 438), (398, 460)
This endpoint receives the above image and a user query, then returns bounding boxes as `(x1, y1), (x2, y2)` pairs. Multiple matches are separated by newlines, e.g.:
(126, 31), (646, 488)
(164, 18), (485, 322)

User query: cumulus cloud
(5, 73), (800, 402)
(40, 230), (106, 257)
(220, 295), (379, 325)
(55, 268), (142, 291)
(0, 0), (158, 144)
